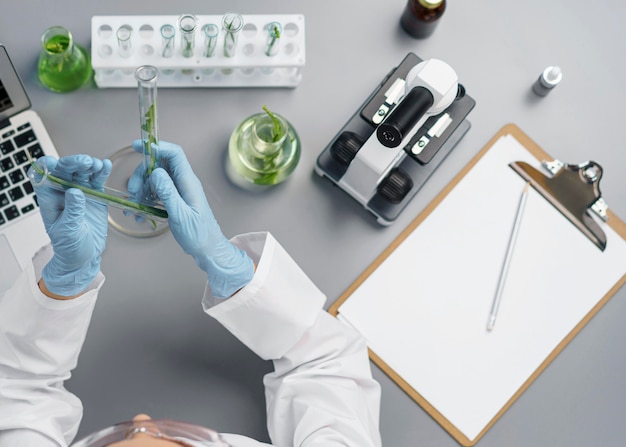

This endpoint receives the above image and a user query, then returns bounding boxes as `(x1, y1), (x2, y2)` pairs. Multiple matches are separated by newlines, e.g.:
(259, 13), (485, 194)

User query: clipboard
(328, 124), (626, 446)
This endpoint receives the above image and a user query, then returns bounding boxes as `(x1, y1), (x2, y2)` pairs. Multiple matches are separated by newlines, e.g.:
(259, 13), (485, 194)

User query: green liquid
(38, 34), (92, 92)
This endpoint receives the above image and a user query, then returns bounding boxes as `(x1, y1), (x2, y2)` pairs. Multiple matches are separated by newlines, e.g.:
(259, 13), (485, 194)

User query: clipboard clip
(509, 159), (609, 251)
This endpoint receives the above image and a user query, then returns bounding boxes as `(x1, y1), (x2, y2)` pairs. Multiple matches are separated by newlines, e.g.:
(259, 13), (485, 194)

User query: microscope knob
(377, 168), (414, 203)
(330, 131), (364, 166)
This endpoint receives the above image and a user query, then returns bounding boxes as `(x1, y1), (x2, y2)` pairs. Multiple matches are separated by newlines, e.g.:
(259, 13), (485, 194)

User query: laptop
(0, 44), (61, 293)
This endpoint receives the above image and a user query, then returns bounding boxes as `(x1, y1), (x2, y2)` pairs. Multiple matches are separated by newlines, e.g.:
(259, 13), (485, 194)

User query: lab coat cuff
(203, 232), (327, 360)
(30, 244), (104, 309)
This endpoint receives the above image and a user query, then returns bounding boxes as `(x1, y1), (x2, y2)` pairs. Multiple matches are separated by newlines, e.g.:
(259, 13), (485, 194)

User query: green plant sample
(265, 25), (281, 56)
(224, 17), (238, 56)
(141, 102), (158, 176)
(262, 105), (285, 142)
(182, 37), (193, 57)
(28, 156), (168, 220)
(44, 34), (70, 53)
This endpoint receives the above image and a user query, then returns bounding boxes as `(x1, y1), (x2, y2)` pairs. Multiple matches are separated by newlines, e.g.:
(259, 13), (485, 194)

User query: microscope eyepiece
(376, 86), (434, 148)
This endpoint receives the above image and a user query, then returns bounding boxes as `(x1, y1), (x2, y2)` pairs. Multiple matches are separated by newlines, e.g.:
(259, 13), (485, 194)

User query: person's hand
(30, 155), (112, 297)
(129, 140), (254, 298)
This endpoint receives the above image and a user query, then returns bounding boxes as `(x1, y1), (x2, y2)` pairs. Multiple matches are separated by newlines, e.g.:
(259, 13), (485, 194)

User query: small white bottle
(532, 66), (562, 96)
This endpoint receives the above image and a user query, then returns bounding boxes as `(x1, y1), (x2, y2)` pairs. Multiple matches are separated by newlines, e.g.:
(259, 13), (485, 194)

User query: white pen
(487, 182), (530, 331)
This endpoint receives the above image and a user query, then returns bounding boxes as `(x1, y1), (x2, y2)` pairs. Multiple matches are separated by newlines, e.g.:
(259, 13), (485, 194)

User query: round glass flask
(37, 26), (91, 92)
(228, 111), (301, 188)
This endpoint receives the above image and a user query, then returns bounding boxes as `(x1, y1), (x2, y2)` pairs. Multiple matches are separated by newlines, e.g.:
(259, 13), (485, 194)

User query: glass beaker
(160, 24), (176, 58)
(178, 14), (198, 58)
(202, 24), (219, 57)
(37, 26), (91, 93)
(222, 12), (243, 57)
(265, 22), (282, 57)
(227, 107), (301, 188)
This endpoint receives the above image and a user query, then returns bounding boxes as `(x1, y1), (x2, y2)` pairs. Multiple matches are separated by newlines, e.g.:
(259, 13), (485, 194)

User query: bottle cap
(542, 66), (562, 86)
(419, 0), (444, 8)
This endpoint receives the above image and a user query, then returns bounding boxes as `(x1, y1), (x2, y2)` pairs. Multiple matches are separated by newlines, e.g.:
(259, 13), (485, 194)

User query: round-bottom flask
(227, 112), (300, 188)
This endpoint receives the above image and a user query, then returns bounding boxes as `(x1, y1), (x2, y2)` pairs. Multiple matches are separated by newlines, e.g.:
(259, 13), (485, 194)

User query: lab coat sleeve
(0, 244), (104, 447)
(203, 232), (382, 447)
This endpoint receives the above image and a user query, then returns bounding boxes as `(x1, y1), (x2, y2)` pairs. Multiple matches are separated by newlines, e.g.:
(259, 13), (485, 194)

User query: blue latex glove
(129, 140), (254, 298)
(30, 155), (112, 296)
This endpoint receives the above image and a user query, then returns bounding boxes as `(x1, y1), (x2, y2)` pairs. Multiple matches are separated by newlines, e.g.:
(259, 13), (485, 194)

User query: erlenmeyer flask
(37, 26), (91, 92)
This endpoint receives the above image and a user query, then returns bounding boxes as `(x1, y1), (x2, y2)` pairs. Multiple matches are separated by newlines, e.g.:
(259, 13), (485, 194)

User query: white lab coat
(0, 232), (382, 447)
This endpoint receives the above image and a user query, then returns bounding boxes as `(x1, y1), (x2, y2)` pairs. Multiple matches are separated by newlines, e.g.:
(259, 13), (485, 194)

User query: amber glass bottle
(400, 0), (446, 39)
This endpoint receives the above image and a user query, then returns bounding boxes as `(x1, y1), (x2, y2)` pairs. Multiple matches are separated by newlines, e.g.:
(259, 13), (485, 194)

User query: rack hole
(98, 24), (113, 39)
(98, 44), (113, 57)
(242, 23), (257, 38)
(284, 43), (299, 57)
(139, 24), (154, 38)
(284, 23), (299, 37)
(242, 43), (254, 56)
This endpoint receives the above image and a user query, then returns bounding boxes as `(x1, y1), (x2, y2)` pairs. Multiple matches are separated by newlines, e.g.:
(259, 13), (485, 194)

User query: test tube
(202, 24), (219, 57)
(135, 65), (160, 204)
(27, 157), (168, 221)
(265, 22), (282, 57)
(160, 24), (176, 58)
(116, 25), (132, 58)
(178, 14), (198, 58)
(222, 11), (243, 57)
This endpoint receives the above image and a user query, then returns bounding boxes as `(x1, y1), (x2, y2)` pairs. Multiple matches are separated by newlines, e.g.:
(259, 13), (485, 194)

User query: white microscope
(315, 53), (475, 224)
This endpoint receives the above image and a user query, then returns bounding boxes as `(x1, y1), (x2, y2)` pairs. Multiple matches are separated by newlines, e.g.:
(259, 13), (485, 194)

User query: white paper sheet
(337, 134), (626, 441)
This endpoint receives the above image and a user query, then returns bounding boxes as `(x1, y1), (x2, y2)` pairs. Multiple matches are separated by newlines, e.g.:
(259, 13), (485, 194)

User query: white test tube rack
(91, 14), (306, 88)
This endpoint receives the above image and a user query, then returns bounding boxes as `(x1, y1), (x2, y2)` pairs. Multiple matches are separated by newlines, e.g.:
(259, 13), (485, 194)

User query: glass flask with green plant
(228, 105), (301, 187)
(37, 26), (91, 92)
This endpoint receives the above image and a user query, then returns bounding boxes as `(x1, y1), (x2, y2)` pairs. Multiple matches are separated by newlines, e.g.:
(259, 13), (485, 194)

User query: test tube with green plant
(222, 12), (243, 57)
(202, 24), (219, 58)
(135, 65), (160, 204)
(160, 24), (176, 58)
(265, 22), (282, 57)
(178, 14), (198, 58)
(27, 153), (168, 221)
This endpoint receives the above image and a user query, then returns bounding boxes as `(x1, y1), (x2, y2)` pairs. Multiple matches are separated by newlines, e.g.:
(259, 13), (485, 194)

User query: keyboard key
(28, 144), (44, 159)
(21, 203), (35, 214)
(2, 129), (15, 139)
(0, 158), (14, 172)
(13, 150), (29, 165)
(0, 213), (5, 226)
(0, 175), (9, 190)
(9, 170), (24, 184)
(0, 192), (8, 207)
(0, 140), (15, 155)
(23, 180), (34, 195)
(14, 129), (36, 148)
(7, 186), (23, 201)
(4, 205), (19, 221)
(17, 123), (31, 131)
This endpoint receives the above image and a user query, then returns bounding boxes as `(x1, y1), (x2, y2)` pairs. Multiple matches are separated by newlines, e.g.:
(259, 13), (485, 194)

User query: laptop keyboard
(0, 121), (45, 227)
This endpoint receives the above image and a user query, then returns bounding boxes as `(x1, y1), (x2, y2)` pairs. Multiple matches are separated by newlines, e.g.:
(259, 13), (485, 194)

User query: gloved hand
(30, 155), (112, 296)
(129, 140), (254, 298)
